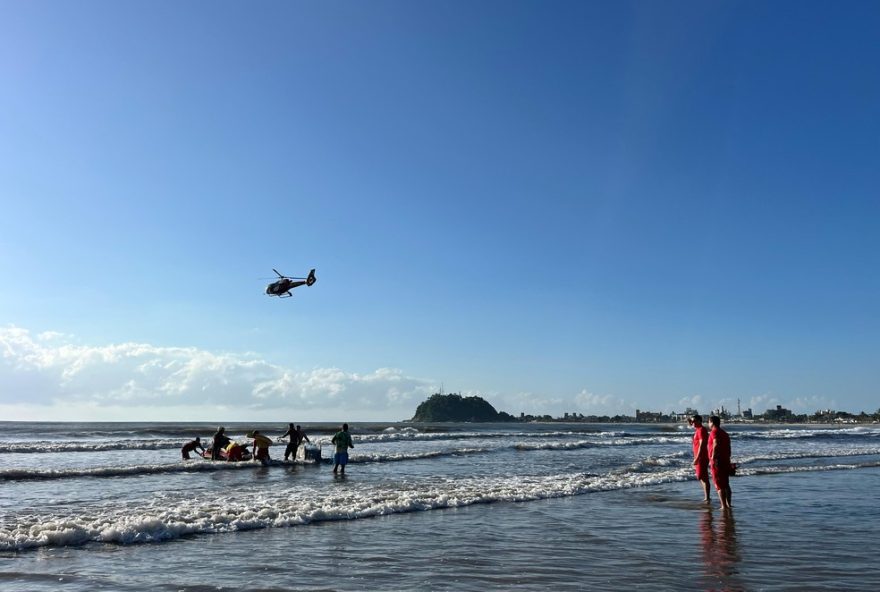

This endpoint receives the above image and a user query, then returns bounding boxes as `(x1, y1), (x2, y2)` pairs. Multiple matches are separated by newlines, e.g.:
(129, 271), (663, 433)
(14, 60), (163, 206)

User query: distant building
(764, 404), (793, 422)
(635, 409), (663, 423)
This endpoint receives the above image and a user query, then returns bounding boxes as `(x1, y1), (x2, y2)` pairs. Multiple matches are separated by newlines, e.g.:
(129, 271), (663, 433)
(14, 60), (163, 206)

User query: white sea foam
(513, 436), (686, 451)
(352, 430), (612, 444)
(0, 467), (692, 551)
(2, 455), (877, 552)
(0, 460), (264, 482)
(0, 429), (688, 454)
(351, 447), (492, 463)
(742, 460), (880, 476)
(737, 427), (880, 440)
(735, 447), (880, 464)
(1, 439), (185, 453)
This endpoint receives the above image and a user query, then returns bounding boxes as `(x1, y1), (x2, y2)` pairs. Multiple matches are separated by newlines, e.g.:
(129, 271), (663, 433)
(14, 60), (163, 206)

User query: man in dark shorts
(708, 415), (733, 510)
(280, 423), (297, 460)
(689, 415), (711, 503)
(181, 437), (204, 460)
(211, 427), (231, 461)
(280, 423), (310, 461)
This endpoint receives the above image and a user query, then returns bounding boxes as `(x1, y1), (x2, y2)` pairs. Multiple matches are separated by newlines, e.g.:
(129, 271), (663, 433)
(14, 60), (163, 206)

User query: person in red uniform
(689, 415), (711, 503)
(708, 415), (733, 510)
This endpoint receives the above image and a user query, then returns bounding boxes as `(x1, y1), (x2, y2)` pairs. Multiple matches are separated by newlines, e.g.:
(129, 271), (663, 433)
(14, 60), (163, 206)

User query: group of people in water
(689, 414), (734, 509)
(180, 423), (355, 471)
(182, 417), (732, 490)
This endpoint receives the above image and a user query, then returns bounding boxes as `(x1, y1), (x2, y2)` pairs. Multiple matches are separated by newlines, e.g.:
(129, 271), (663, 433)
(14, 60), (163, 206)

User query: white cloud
(787, 395), (839, 414)
(676, 394), (704, 410)
(746, 393), (840, 415)
(573, 389), (634, 416)
(495, 391), (566, 415)
(0, 326), (434, 421)
(480, 388), (636, 418)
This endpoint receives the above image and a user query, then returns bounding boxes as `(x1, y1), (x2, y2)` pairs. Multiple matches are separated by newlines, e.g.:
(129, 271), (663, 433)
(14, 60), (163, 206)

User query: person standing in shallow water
(211, 427), (230, 461)
(689, 415), (711, 503)
(331, 423), (354, 474)
(708, 415), (733, 510)
(280, 423), (298, 461)
(295, 425), (310, 457)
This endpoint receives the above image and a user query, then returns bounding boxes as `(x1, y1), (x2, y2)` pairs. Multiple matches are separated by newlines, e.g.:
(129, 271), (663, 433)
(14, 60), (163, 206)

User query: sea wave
(4, 459), (877, 552)
(1, 439), (184, 454)
(0, 460), (283, 482)
(741, 460), (880, 476)
(0, 468), (693, 551)
(735, 448), (880, 464)
(735, 427), (880, 440)
(0, 431), (650, 453)
(352, 430), (611, 444)
(0, 447), (500, 482)
(513, 436), (686, 451)
(20, 426), (873, 454)
(351, 447), (493, 463)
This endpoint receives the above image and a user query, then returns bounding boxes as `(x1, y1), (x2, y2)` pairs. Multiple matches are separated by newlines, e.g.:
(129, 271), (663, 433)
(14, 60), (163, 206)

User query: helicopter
(265, 268), (317, 298)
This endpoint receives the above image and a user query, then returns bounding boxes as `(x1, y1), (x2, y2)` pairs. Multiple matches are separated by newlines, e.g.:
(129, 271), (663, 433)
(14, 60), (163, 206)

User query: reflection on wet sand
(700, 508), (743, 591)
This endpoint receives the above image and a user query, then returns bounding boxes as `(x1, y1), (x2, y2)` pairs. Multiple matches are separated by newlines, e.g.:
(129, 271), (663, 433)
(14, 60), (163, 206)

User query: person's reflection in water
(699, 508), (743, 591)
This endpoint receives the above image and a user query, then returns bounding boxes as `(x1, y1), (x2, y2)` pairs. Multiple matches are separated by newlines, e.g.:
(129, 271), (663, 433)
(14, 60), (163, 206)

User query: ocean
(1, 421), (879, 591)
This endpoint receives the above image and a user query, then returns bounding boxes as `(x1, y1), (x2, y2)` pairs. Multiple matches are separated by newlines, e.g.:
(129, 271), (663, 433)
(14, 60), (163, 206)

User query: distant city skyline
(1, 2), (878, 422)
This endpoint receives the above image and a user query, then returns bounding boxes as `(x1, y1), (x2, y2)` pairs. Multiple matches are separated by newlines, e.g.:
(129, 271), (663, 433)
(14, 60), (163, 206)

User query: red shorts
(711, 462), (730, 490)
(694, 461), (709, 481)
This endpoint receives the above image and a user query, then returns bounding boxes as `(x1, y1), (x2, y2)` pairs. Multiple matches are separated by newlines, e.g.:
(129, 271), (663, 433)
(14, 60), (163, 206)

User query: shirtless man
(278, 423), (304, 460)
(181, 437), (205, 460)
(211, 427), (231, 461)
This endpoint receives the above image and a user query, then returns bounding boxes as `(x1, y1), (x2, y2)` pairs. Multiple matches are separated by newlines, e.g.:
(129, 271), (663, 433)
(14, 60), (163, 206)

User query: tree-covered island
(410, 393), (517, 422)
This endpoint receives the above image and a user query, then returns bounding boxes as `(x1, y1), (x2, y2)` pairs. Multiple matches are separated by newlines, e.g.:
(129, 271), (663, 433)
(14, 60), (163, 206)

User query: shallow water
(1, 421), (879, 590)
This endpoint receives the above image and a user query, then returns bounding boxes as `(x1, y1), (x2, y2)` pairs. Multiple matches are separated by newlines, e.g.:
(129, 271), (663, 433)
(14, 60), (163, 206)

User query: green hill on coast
(410, 393), (517, 422)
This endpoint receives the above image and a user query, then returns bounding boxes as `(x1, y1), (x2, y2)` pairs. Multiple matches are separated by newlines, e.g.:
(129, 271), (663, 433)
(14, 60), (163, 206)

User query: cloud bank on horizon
(0, 326), (436, 421)
(0, 326), (841, 422)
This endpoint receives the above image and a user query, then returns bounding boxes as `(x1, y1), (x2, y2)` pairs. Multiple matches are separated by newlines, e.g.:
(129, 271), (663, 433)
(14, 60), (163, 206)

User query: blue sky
(1, 1), (878, 421)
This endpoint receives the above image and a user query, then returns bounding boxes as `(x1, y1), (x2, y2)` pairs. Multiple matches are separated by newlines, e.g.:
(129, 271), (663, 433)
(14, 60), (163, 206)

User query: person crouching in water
(331, 423), (354, 474)
(181, 437), (205, 460)
(251, 431), (271, 466)
(225, 440), (245, 462)
(708, 415), (733, 510)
